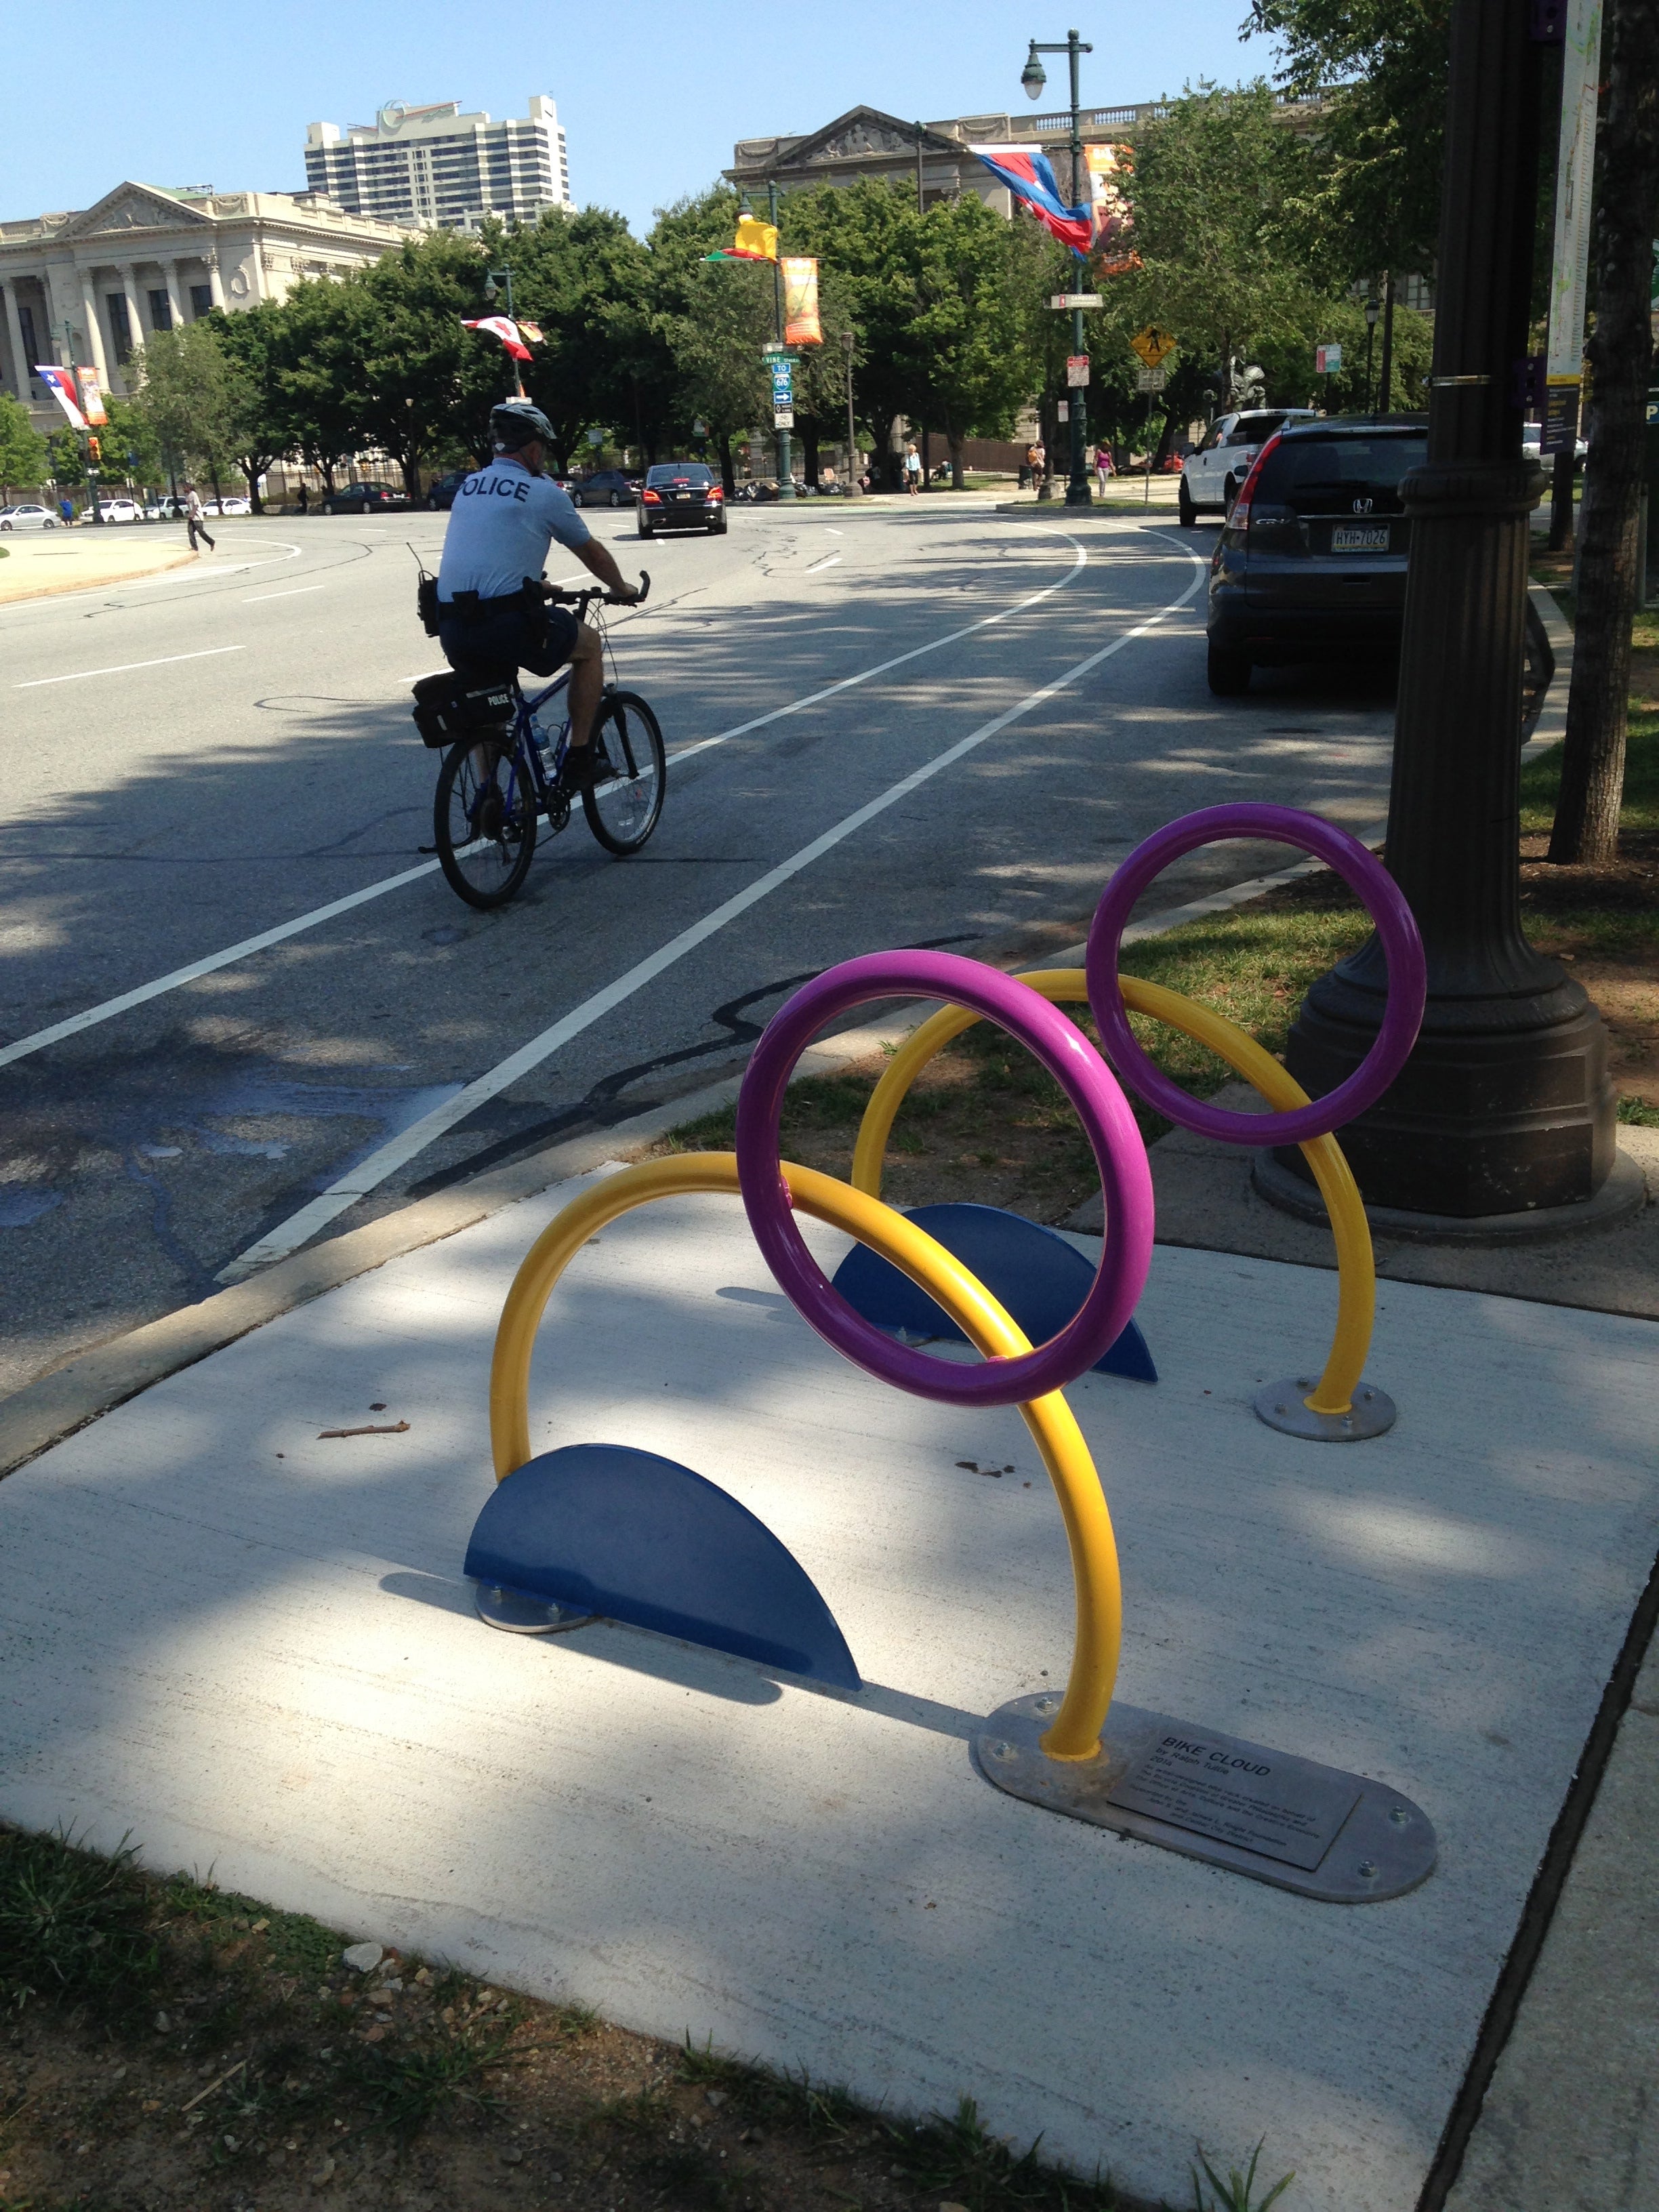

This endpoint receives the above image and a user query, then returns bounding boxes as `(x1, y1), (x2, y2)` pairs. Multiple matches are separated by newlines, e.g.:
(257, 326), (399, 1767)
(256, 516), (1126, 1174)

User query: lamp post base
(1064, 480), (1094, 508)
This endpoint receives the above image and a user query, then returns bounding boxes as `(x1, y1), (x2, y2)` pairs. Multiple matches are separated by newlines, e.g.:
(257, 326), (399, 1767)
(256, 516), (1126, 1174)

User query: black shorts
(437, 603), (579, 685)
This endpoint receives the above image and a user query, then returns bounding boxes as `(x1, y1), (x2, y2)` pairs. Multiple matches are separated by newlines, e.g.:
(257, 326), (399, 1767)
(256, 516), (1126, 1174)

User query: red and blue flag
(967, 144), (1093, 255)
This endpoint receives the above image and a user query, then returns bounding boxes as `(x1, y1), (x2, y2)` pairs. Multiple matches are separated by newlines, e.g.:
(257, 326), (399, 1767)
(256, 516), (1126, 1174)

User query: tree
(1549, 0), (1659, 864)
(130, 321), (240, 497)
(0, 393), (49, 497)
(210, 302), (295, 513)
(273, 276), (363, 492)
(504, 206), (657, 472)
(339, 232), (502, 496)
(897, 195), (1042, 487)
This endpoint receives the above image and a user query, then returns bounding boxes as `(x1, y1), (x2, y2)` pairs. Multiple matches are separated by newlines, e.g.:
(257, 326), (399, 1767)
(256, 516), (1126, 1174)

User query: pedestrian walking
(1027, 442), (1046, 495)
(296, 482), (309, 516)
(903, 441), (922, 495)
(1094, 442), (1114, 491)
(184, 483), (215, 552)
(57, 495), (74, 525)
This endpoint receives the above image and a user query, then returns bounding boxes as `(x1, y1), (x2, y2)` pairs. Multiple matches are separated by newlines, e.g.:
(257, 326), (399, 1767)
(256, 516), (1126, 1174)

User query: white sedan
(203, 496), (252, 516)
(0, 503), (60, 531)
(1522, 422), (1589, 464)
(98, 497), (142, 523)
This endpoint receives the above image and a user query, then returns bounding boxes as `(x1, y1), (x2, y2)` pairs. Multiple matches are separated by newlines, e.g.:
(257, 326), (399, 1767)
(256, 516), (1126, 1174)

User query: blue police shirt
(436, 457), (592, 603)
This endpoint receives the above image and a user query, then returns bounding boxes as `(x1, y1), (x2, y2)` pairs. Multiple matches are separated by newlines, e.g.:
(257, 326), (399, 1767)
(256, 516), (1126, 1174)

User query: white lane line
(804, 554), (842, 573)
(0, 861), (441, 1072)
(216, 550), (1206, 1282)
(14, 645), (247, 689)
(0, 534), (1094, 1067)
(661, 530), (1087, 768)
(244, 585), (326, 604)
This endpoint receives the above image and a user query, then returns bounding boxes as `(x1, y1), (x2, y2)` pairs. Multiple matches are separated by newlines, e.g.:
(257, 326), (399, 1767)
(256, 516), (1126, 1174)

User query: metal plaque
(1050, 291), (1103, 309)
(1135, 366), (1167, 393)
(975, 1694), (1436, 1903)
(773, 408), (795, 429)
(1254, 1373), (1397, 1441)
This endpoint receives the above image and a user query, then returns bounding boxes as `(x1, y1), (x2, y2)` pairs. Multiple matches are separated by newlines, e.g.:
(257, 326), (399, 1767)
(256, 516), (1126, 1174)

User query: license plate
(1332, 524), (1390, 552)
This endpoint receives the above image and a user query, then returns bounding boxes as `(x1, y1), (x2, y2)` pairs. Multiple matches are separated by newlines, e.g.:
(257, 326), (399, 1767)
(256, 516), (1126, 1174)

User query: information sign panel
(1067, 354), (1090, 388)
(1135, 366), (1166, 393)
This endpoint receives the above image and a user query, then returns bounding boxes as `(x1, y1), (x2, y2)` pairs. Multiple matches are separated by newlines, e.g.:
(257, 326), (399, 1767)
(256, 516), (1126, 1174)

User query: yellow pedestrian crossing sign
(1130, 325), (1176, 369)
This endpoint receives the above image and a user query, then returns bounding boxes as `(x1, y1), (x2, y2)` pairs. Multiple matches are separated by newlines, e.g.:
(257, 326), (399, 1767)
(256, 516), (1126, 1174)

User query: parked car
(426, 467), (477, 511)
(215, 495), (252, 516)
(636, 462), (726, 537)
(1180, 408), (1322, 526)
(1205, 419), (1431, 693)
(569, 468), (639, 508)
(144, 495), (185, 522)
(98, 497), (142, 523)
(320, 482), (409, 515)
(0, 503), (58, 530)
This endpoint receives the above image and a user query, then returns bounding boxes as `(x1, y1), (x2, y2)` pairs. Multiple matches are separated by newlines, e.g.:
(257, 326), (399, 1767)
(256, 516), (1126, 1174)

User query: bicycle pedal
(417, 844), (438, 855)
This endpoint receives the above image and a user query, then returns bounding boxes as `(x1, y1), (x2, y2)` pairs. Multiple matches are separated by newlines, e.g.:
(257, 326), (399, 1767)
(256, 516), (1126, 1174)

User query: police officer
(436, 400), (642, 789)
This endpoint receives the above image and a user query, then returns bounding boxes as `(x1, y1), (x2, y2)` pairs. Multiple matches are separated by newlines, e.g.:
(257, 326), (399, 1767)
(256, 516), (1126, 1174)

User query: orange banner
(76, 367), (108, 426)
(782, 257), (822, 346)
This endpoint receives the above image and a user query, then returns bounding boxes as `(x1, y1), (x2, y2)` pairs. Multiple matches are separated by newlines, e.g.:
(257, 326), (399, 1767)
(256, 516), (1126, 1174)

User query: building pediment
(775, 107), (960, 169)
(55, 183), (213, 243)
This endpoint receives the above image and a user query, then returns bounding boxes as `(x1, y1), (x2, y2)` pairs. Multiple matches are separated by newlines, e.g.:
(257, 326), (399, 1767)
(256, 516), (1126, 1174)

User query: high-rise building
(304, 96), (571, 231)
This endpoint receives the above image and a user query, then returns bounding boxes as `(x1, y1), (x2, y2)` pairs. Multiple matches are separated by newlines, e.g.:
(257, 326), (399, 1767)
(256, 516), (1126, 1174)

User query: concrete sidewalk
(0, 1153), (1654, 2211)
(0, 524), (197, 601)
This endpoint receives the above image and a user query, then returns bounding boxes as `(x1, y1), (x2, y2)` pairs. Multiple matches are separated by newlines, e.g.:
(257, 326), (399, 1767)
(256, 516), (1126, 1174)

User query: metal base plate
(473, 1582), (596, 1636)
(975, 1695), (1436, 1903)
(1254, 1376), (1397, 1441)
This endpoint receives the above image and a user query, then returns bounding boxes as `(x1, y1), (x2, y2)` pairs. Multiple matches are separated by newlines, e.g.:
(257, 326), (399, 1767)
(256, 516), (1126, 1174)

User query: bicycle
(412, 577), (665, 910)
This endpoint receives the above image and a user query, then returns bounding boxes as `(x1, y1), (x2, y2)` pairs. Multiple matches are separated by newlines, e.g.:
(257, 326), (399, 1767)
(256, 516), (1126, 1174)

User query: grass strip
(0, 1822), (1300, 2210)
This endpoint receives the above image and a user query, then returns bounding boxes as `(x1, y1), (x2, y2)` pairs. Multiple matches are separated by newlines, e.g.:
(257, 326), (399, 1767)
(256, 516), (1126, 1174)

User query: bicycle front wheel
(434, 735), (537, 907)
(582, 690), (666, 855)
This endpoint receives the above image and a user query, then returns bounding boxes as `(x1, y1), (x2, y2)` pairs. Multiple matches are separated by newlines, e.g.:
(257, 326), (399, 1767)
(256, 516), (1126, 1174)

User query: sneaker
(559, 744), (608, 793)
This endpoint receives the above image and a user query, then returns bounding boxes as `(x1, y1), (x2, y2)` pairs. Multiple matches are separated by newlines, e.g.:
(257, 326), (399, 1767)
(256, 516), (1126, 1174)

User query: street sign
(1130, 324), (1176, 369)
(773, 408), (795, 429)
(1315, 342), (1343, 374)
(1050, 293), (1103, 310)
(1135, 365), (1167, 393)
(1057, 399), (1070, 422)
(762, 342), (791, 356)
(1066, 354), (1090, 388)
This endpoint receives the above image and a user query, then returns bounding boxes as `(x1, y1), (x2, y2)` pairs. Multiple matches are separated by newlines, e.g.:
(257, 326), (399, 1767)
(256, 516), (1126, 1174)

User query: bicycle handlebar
(546, 569), (651, 609)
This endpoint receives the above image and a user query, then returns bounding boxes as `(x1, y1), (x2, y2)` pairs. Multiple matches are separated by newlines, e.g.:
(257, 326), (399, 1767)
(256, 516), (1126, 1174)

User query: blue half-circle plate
(830, 1201), (1156, 1382)
(464, 1443), (861, 1689)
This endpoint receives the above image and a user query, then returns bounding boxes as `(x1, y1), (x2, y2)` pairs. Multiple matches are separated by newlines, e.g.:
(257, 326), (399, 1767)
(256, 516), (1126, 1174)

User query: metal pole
(1378, 270), (1395, 415)
(769, 181), (795, 501)
(843, 329), (862, 495)
(1065, 29), (1091, 507)
(1279, 0), (1614, 1220)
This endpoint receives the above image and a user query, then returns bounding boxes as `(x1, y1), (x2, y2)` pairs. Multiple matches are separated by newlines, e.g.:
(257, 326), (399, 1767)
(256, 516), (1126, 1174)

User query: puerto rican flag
(462, 314), (534, 363)
(967, 145), (1093, 255)
(35, 363), (87, 429)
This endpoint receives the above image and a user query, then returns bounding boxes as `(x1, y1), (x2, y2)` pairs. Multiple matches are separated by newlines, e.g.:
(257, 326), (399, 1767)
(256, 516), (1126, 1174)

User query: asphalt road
(0, 501), (1401, 1395)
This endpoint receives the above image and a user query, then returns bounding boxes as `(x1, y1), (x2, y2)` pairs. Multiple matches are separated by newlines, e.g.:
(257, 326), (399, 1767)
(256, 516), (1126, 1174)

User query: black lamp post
(1023, 28), (1094, 508)
(842, 327), (863, 496)
(1273, 0), (1616, 1223)
(1364, 289), (1380, 412)
(483, 268), (523, 398)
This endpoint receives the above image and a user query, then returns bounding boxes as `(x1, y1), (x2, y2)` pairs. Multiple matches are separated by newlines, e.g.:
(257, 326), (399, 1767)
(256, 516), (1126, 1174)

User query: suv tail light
(1227, 430), (1284, 537)
(642, 488), (662, 504)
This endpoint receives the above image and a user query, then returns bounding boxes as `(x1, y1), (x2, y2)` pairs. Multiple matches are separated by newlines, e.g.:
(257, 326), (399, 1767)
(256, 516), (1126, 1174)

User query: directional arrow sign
(1130, 324), (1176, 369)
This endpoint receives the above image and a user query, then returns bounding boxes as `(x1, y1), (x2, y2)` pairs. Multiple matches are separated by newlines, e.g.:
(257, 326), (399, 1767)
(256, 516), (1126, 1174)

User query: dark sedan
(569, 469), (640, 508)
(321, 481), (411, 515)
(426, 468), (476, 511)
(637, 462), (726, 537)
(1205, 420), (1427, 693)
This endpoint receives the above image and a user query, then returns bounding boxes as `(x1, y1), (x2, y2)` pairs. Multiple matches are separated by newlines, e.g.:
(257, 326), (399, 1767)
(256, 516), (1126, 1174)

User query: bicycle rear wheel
(434, 735), (537, 907)
(582, 690), (666, 855)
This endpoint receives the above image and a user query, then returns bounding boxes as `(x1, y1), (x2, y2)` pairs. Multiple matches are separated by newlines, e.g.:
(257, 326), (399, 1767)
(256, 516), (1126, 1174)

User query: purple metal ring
(1086, 803), (1426, 1147)
(735, 951), (1154, 1408)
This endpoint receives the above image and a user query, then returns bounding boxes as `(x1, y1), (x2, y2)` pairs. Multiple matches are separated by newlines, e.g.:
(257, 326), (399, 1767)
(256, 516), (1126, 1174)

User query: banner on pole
(35, 365), (87, 429)
(76, 368), (107, 426)
(1084, 144), (1141, 272)
(1543, 0), (1603, 453)
(781, 258), (821, 346)
(1315, 342), (1343, 374)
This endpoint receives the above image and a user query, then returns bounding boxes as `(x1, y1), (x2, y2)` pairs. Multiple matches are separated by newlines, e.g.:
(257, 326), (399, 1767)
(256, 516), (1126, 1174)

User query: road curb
(0, 539), (199, 605)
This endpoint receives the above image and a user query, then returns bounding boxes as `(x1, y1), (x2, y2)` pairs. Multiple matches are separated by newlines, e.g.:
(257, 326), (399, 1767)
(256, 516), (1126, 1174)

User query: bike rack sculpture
(464, 804), (1436, 1900)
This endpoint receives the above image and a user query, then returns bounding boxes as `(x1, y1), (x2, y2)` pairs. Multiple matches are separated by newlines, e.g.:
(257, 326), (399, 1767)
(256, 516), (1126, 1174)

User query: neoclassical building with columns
(0, 180), (414, 430)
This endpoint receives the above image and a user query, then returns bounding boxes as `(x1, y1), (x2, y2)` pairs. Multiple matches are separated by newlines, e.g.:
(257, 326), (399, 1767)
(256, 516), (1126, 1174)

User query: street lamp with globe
(1021, 30), (1094, 508)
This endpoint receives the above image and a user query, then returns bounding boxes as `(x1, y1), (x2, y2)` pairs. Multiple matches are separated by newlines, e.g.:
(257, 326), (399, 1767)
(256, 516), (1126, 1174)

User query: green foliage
(0, 390), (49, 493)
(504, 205), (659, 469)
(0, 1826), (160, 2018)
(343, 230), (505, 495)
(131, 319), (240, 485)
(1521, 712), (1659, 837)
(1191, 2137), (1295, 2212)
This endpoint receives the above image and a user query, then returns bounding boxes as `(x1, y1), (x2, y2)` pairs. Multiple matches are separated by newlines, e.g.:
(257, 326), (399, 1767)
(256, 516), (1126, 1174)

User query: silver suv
(1180, 409), (1321, 526)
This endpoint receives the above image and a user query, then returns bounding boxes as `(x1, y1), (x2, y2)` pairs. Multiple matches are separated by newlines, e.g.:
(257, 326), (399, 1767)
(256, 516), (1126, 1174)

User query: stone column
(163, 258), (184, 330)
(2, 281), (30, 402)
(76, 266), (110, 384)
(207, 254), (225, 310)
(117, 262), (144, 390)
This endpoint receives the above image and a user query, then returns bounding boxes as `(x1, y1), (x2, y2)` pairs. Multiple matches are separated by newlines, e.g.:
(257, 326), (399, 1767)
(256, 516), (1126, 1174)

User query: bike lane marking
(0, 533), (1097, 1069)
(216, 541), (1207, 1282)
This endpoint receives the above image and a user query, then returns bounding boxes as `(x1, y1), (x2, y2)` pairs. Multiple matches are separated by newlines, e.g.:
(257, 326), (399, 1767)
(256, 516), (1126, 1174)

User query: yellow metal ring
(489, 1153), (1120, 1761)
(851, 970), (1376, 1420)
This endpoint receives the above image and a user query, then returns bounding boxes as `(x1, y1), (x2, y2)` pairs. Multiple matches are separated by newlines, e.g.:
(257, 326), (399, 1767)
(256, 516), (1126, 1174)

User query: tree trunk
(1151, 407), (1176, 470)
(947, 429), (965, 489)
(716, 430), (735, 495)
(801, 421), (820, 486)
(243, 457), (264, 515)
(1549, 0), (1659, 865)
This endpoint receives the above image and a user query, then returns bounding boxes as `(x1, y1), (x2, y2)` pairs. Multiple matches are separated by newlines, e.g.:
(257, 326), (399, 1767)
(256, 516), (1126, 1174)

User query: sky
(0, 0), (1281, 234)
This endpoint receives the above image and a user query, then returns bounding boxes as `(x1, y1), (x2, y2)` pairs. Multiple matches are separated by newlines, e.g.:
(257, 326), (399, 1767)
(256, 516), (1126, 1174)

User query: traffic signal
(86, 436), (101, 461)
